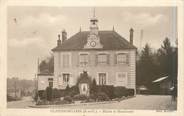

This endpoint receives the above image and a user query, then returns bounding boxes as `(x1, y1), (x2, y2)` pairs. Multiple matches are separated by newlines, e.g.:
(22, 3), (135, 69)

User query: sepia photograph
(7, 6), (178, 111)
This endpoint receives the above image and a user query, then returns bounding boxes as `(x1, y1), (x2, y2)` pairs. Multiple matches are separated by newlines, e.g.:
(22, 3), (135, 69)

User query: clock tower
(84, 8), (103, 49)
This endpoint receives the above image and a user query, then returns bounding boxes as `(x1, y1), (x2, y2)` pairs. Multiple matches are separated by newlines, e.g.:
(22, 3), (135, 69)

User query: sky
(7, 7), (177, 80)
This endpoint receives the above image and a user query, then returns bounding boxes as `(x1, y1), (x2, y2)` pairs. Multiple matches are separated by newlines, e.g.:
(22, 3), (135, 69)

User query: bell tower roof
(90, 8), (98, 24)
(89, 8), (99, 35)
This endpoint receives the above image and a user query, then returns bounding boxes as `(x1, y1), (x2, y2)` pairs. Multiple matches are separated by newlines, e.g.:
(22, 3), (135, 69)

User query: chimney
(129, 28), (134, 45)
(62, 30), (67, 42)
(57, 34), (61, 46)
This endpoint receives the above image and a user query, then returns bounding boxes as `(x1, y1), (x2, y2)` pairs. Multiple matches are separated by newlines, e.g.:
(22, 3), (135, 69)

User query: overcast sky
(8, 7), (177, 80)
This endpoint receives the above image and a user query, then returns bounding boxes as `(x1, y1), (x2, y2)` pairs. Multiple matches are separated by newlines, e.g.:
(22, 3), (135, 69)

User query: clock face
(90, 41), (96, 47)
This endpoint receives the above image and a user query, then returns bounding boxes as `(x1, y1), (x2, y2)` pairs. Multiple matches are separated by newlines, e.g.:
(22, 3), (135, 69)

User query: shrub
(33, 92), (38, 101)
(55, 100), (70, 105)
(96, 85), (114, 99)
(49, 88), (66, 99)
(96, 92), (110, 101)
(86, 98), (96, 103)
(76, 71), (92, 86)
(63, 96), (72, 103)
(38, 90), (47, 100)
(113, 86), (127, 98)
(59, 89), (66, 97)
(90, 79), (97, 94)
(52, 88), (61, 99)
(36, 99), (48, 105)
(64, 85), (70, 96)
(93, 85), (134, 99)
(63, 85), (80, 97)
(89, 94), (96, 100)
(73, 94), (88, 101)
(46, 86), (53, 101)
(67, 86), (79, 97)
(126, 89), (135, 96)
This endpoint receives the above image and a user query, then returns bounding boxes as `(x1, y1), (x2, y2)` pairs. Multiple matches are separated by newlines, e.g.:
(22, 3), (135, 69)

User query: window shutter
(77, 54), (79, 67)
(67, 76), (69, 82)
(126, 54), (129, 65)
(66, 55), (69, 67)
(107, 54), (110, 65)
(63, 54), (66, 67)
(114, 54), (117, 65)
(88, 54), (90, 66)
(95, 54), (98, 66)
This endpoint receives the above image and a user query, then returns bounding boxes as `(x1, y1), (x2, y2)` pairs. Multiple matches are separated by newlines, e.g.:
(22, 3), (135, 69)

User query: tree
(76, 71), (92, 86)
(136, 44), (158, 89)
(137, 38), (178, 95)
(46, 86), (52, 101)
(90, 78), (97, 94)
(39, 54), (54, 74)
(157, 37), (178, 89)
(157, 37), (175, 78)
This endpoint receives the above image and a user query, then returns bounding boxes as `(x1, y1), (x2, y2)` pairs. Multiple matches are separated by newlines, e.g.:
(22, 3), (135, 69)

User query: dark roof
(52, 30), (136, 51)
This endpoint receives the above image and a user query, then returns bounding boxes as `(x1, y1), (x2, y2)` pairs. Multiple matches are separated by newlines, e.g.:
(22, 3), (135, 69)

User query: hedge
(52, 88), (65, 99)
(63, 96), (73, 103)
(73, 94), (88, 101)
(96, 85), (114, 99)
(113, 86), (127, 98)
(95, 86), (135, 99)
(126, 89), (134, 96)
(95, 92), (110, 101)
(38, 90), (46, 100)
(66, 85), (79, 97)
(37, 85), (135, 102)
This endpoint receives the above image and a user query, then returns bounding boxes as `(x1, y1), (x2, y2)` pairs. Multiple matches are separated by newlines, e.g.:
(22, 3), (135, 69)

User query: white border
(0, 0), (183, 116)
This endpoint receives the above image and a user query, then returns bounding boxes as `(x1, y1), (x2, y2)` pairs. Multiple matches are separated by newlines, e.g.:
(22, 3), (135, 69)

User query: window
(97, 54), (107, 64)
(48, 78), (53, 87)
(79, 54), (88, 66)
(63, 73), (70, 84)
(98, 73), (107, 85)
(116, 72), (127, 87)
(63, 54), (70, 67)
(58, 75), (62, 86)
(117, 53), (128, 64)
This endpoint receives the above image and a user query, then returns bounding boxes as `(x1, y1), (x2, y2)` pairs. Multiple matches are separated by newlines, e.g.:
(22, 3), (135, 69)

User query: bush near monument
(36, 83), (135, 105)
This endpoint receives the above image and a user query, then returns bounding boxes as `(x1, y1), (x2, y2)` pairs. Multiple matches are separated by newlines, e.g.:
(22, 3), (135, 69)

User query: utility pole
(140, 29), (144, 51)
(13, 77), (18, 98)
(14, 80), (17, 98)
(35, 58), (40, 102)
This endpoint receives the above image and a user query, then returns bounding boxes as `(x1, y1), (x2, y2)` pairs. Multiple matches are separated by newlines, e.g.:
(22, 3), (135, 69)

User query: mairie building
(37, 12), (137, 94)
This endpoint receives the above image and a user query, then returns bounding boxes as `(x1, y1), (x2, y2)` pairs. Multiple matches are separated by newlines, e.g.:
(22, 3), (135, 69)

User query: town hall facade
(37, 11), (137, 94)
